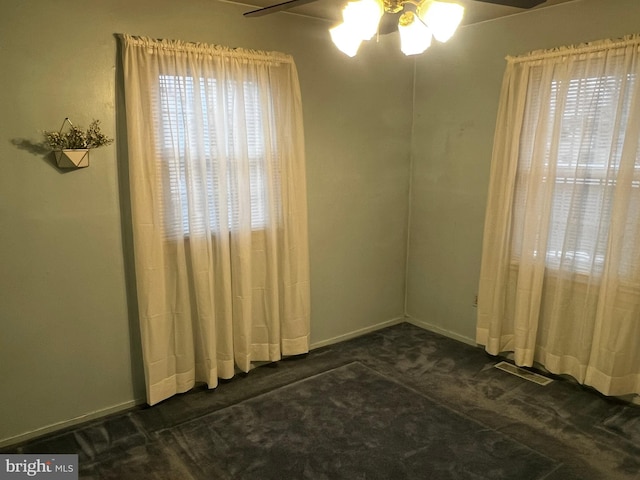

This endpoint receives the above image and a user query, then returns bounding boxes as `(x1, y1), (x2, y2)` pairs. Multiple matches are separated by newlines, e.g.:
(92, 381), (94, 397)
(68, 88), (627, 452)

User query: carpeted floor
(4, 323), (640, 479)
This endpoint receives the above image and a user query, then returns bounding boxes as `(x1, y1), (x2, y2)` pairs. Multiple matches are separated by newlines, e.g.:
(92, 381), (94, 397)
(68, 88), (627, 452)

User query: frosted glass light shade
(420, 1), (464, 43)
(330, 23), (363, 57)
(341, 0), (383, 40)
(398, 13), (432, 56)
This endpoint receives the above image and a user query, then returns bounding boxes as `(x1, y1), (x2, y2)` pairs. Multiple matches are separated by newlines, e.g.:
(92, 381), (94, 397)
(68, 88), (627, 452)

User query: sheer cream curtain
(478, 36), (640, 397)
(121, 35), (310, 405)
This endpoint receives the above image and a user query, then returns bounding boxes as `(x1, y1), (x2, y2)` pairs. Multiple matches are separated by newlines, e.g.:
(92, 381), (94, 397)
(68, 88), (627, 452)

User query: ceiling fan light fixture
(329, 0), (464, 56)
(419, 1), (464, 43)
(398, 11), (432, 56)
(330, 23), (364, 57)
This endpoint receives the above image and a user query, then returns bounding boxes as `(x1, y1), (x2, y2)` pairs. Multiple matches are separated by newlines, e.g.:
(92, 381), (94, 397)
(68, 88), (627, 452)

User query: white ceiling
(237, 0), (577, 26)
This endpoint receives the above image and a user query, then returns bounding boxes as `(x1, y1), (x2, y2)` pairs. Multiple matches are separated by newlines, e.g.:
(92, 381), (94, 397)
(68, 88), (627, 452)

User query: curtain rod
(506, 34), (640, 64)
(119, 34), (294, 64)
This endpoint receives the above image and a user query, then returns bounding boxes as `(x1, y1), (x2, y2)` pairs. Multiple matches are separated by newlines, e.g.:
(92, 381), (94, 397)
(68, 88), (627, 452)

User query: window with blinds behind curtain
(155, 74), (269, 239)
(511, 58), (640, 276)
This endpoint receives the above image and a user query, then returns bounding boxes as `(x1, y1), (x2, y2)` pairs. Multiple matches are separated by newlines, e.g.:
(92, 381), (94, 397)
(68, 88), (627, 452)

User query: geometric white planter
(54, 149), (90, 168)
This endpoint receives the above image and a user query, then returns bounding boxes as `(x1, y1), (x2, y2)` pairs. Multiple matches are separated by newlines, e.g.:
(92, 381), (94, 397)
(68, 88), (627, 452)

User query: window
(511, 61), (640, 276)
(155, 74), (277, 238)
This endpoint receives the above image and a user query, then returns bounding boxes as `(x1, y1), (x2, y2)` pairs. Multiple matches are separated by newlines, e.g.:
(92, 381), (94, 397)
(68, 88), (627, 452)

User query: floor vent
(494, 361), (553, 386)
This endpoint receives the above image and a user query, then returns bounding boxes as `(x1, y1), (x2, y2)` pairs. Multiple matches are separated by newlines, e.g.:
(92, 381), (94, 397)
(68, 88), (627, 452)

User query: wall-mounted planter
(54, 149), (90, 168)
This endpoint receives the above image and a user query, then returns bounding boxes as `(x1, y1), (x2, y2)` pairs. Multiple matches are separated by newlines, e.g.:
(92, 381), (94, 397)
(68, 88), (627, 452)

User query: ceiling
(238, 0), (577, 26)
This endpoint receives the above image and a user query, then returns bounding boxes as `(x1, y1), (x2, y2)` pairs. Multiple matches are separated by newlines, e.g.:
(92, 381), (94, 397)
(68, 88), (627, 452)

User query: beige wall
(0, 0), (413, 444)
(406, 0), (640, 343)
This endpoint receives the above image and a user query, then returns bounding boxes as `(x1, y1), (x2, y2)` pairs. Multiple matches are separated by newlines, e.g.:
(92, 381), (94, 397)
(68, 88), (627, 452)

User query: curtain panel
(121, 35), (310, 405)
(477, 35), (640, 397)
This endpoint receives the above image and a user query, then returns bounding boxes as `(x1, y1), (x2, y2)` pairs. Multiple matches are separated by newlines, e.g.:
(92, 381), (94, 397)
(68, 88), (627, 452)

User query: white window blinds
(155, 74), (275, 238)
(511, 58), (640, 276)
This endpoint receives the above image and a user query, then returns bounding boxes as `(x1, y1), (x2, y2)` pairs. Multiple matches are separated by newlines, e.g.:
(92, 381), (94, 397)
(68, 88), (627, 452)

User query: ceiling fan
(244, 0), (547, 57)
(244, 0), (547, 18)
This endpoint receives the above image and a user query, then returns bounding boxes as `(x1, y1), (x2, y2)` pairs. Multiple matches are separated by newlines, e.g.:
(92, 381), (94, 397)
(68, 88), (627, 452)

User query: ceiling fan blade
(473, 0), (546, 7)
(244, 0), (320, 17)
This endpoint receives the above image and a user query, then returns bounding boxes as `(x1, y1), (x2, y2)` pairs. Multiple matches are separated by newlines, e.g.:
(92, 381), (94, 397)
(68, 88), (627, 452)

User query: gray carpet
(163, 362), (558, 479)
(4, 323), (640, 479)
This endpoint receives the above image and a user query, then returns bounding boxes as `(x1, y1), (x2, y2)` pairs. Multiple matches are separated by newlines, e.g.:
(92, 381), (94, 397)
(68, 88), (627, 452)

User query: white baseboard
(0, 398), (145, 449)
(3, 316), (455, 448)
(2, 319), (405, 448)
(310, 316), (405, 350)
(405, 316), (477, 346)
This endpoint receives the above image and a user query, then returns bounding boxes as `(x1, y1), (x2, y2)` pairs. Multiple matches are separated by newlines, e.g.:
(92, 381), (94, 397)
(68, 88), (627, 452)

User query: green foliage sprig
(43, 120), (114, 150)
